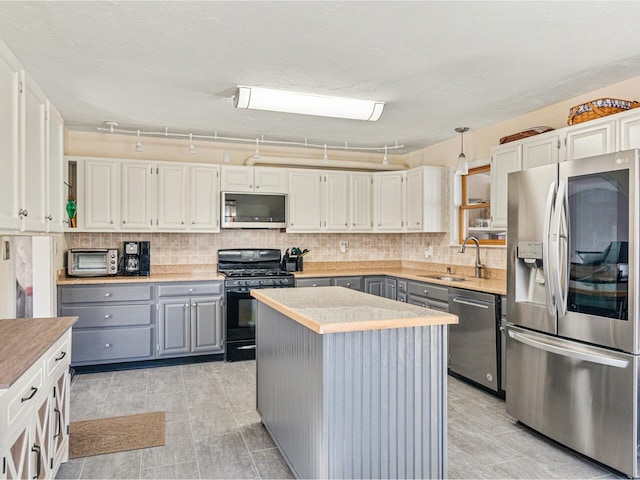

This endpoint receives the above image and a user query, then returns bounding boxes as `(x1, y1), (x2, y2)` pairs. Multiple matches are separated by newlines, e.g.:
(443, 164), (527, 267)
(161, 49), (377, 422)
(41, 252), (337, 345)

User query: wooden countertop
(0, 316), (78, 389)
(295, 267), (507, 296)
(56, 265), (506, 296)
(57, 271), (224, 285)
(251, 286), (458, 334)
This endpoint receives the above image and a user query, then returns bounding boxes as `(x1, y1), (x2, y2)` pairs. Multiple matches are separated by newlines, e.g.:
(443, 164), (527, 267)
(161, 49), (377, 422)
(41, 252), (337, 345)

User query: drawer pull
(105, 343), (112, 348)
(346, 283), (351, 287)
(192, 303), (197, 307)
(31, 444), (41, 479)
(188, 288), (193, 292)
(54, 351), (67, 362)
(424, 289), (428, 294)
(104, 314), (110, 319)
(21, 386), (38, 403)
(104, 293), (111, 297)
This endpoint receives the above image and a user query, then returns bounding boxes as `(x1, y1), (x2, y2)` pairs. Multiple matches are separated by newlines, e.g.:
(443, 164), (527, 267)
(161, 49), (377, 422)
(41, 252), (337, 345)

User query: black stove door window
(226, 291), (256, 341)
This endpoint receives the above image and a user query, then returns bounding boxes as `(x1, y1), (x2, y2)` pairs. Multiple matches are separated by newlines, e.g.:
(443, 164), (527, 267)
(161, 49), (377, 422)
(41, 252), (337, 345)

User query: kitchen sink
(419, 274), (465, 282)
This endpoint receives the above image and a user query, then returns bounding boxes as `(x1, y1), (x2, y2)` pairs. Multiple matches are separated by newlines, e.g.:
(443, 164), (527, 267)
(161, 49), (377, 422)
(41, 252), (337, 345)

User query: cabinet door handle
(181, 221), (185, 224)
(31, 444), (41, 479)
(184, 304), (189, 308)
(249, 184), (253, 188)
(122, 220), (127, 224)
(192, 303), (197, 307)
(45, 214), (52, 221)
(192, 221), (195, 224)
(54, 351), (67, 362)
(54, 408), (62, 438)
(21, 386), (38, 403)
(256, 185), (260, 189)
(105, 343), (112, 347)
(110, 220), (114, 224)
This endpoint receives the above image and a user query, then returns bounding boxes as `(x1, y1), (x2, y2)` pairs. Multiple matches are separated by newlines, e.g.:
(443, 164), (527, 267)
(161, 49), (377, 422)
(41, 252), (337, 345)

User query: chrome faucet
(460, 236), (484, 278)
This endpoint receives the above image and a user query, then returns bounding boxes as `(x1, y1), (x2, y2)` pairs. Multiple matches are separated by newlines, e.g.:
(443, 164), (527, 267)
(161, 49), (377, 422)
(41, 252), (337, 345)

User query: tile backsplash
(65, 231), (506, 270)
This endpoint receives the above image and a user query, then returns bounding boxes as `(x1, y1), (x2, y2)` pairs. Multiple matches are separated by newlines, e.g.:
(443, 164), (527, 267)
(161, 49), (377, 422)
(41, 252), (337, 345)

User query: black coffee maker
(122, 241), (150, 276)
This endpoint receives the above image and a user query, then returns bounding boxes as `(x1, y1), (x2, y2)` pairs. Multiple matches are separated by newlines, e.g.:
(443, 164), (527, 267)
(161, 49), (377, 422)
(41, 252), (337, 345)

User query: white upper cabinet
(0, 42), (21, 231)
(0, 40), (65, 234)
(288, 170), (322, 232)
(46, 102), (64, 233)
(121, 162), (155, 230)
(490, 143), (522, 229)
(20, 72), (48, 232)
(221, 165), (287, 193)
(350, 172), (373, 232)
(420, 166), (447, 232)
(324, 172), (350, 231)
(221, 165), (253, 192)
(564, 117), (615, 161)
(522, 132), (560, 169)
(82, 159), (120, 230)
(405, 168), (424, 231)
(254, 167), (288, 193)
(157, 163), (189, 230)
(617, 108), (640, 151)
(189, 164), (220, 231)
(373, 167), (446, 233)
(374, 171), (404, 231)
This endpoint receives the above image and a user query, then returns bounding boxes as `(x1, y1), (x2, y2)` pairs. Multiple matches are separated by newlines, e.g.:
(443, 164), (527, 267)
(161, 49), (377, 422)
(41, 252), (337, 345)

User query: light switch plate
(3, 240), (9, 260)
(339, 241), (348, 254)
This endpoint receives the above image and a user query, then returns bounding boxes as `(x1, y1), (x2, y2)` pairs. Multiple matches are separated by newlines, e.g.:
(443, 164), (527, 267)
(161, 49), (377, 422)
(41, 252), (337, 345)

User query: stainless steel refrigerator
(506, 149), (638, 477)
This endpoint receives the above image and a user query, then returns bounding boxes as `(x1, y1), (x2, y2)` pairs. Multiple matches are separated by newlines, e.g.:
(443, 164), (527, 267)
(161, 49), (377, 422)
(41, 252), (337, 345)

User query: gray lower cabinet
(297, 276), (363, 290)
(157, 282), (223, 358)
(407, 280), (449, 312)
(364, 276), (397, 299)
(58, 283), (155, 366)
(332, 276), (363, 291)
(364, 276), (384, 296)
(296, 277), (332, 288)
(397, 279), (408, 303)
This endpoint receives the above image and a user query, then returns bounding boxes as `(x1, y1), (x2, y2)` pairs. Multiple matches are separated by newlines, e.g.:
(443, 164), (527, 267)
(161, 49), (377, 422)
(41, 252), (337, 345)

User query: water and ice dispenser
(515, 241), (547, 305)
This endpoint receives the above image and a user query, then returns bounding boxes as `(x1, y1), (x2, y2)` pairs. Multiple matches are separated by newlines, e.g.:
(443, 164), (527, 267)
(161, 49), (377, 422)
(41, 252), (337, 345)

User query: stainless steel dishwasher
(448, 287), (500, 393)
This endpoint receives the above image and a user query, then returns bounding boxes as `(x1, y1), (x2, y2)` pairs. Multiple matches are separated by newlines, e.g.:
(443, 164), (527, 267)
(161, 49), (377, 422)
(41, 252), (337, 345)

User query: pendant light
(135, 130), (143, 152)
(455, 127), (469, 175)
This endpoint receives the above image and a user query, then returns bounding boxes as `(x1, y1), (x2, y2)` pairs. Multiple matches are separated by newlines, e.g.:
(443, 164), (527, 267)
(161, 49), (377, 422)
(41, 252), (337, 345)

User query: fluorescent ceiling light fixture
(234, 85), (384, 121)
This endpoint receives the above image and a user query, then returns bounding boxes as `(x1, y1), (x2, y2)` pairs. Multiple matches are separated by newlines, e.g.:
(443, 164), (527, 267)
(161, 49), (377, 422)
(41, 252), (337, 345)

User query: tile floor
(57, 361), (622, 479)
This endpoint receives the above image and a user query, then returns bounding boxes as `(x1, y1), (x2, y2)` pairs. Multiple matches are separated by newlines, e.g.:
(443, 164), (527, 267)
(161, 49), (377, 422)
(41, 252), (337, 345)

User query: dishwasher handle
(451, 296), (491, 309)
(508, 329), (629, 369)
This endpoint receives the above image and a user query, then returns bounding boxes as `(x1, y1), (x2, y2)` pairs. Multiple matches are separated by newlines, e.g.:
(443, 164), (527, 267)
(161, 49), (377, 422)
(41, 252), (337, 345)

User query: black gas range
(218, 249), (295, 361)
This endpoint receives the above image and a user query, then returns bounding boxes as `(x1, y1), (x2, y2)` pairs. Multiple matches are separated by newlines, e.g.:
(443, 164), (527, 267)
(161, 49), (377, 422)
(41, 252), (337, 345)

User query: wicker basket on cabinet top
(567, 98), (639, 125)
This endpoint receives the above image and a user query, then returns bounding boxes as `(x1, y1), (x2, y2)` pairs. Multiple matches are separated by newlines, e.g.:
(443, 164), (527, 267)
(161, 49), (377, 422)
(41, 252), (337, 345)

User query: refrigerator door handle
(543, 181), (556, 316)
(553, 180), (568, 318)
(508, 329), (629, 369)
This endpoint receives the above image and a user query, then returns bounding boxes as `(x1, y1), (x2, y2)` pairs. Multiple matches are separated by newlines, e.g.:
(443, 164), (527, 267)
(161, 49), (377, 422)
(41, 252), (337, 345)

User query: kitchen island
(251, 286), (457, 479)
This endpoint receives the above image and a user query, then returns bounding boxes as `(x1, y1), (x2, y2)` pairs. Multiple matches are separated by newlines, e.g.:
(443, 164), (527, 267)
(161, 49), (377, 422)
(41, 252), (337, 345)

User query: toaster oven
(67, 249), (119, 277)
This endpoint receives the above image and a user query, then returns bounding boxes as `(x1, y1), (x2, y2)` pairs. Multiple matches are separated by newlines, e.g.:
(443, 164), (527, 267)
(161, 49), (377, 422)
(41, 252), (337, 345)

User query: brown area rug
(69, 411), (165, 458)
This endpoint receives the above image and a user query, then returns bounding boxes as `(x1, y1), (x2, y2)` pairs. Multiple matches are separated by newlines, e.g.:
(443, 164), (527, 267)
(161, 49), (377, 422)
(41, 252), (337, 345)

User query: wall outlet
(339, 241), (348, 254)
(2, 240), (9, 260)
(424, 246), (433, 258)
(223, 152), (230, 163)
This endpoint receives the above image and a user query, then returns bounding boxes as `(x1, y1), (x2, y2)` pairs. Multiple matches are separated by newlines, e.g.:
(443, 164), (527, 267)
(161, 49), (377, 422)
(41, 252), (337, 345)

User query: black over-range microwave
(221, 192), (286, 229)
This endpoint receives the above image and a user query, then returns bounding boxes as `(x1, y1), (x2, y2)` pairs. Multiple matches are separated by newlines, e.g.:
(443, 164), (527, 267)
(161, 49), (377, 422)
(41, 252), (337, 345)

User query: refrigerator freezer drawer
(506, 326), (638, 477)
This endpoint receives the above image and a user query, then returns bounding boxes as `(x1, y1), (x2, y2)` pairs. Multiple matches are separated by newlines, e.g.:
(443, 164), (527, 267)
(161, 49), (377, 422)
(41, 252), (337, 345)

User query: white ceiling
(1, 1), (639, 153)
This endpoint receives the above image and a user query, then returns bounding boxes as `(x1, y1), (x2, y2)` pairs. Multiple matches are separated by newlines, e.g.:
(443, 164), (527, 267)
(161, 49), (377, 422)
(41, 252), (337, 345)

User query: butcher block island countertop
(0, 316), (78, 389)
(252, 286), (454, 479)
(251, 286), (457, 334)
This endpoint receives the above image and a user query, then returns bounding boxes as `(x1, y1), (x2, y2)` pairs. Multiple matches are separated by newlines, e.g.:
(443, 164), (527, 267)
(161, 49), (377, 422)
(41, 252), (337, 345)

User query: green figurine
(66, 197), (77, 227)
